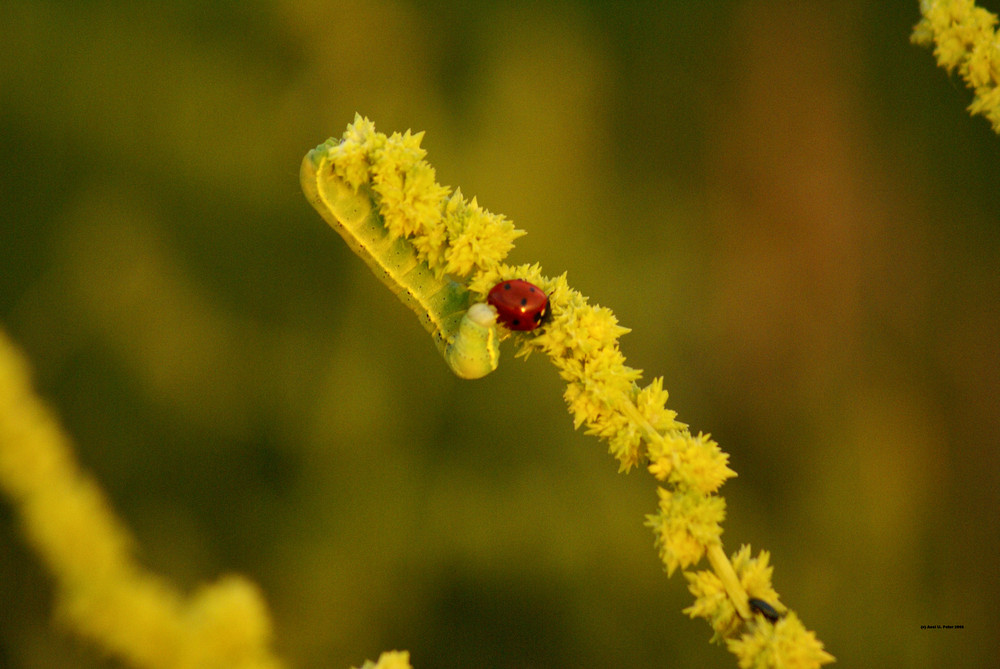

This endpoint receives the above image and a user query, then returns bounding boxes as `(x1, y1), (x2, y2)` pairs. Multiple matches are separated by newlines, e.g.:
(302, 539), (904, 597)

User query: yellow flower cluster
(913, 0), (1000, 132)
(334, 118), (834, 667)
(463, 210), (736, 591)
(350, 650), (412, 669)
(0, 330), (284, 669)
(324, 114), (524, 279)
(686, 546), (834, 667)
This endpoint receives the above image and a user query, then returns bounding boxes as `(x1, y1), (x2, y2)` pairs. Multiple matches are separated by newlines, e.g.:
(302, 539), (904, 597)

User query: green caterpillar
(301, 144), (500, 379)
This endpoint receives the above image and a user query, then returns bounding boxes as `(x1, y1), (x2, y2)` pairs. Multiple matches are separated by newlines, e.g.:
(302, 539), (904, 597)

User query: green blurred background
(2, 1), (999, 667)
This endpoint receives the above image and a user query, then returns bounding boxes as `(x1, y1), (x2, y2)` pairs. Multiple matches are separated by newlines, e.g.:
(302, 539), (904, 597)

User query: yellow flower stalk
(301, 116), (836, 668)
(0, 329), (285, 669)
(913, 0), (1000, 132)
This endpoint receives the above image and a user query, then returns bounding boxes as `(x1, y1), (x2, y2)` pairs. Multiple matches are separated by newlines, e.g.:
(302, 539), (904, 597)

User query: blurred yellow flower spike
(913, 0), (1000, 132)
(0, 330), (284, 669)
(302, 118), (835, 668)
(350, 650), (412, 669)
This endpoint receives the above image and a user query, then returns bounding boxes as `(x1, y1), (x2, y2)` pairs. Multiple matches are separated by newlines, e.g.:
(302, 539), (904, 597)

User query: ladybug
(747, 598), (781, 623)
(487, 279), (549, 331)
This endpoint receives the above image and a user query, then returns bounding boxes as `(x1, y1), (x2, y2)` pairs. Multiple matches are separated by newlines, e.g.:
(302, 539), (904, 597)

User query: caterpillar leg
(445, 303), (500, 379)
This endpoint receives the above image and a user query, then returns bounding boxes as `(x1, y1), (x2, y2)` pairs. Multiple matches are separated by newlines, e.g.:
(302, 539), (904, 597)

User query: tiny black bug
(747, 598), (781, 623)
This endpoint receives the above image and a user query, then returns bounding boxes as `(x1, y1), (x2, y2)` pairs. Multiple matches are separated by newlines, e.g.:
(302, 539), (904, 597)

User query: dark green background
(2, 1), (999, 667)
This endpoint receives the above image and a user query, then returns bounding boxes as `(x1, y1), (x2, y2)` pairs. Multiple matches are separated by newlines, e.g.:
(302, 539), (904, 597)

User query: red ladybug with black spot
(487, 279), (549, 331)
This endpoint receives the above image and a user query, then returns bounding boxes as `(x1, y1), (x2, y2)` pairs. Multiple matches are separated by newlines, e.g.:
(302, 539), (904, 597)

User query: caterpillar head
(445, 303), (500, 379)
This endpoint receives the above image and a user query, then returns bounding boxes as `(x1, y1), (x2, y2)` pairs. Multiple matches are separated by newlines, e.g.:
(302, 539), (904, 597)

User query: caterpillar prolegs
(300, 145), (500, 379)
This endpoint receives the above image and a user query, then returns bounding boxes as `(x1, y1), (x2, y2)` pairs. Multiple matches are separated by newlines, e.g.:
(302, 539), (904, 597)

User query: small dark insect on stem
(747, 598), (782, 623)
